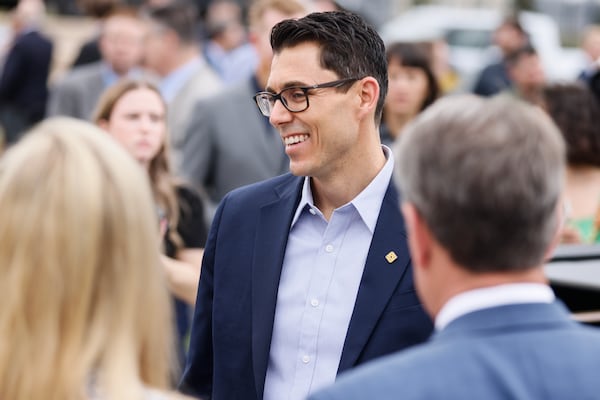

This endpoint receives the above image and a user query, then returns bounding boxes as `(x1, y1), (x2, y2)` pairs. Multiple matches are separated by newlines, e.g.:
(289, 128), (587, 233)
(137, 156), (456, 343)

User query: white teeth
(284, 135), (309, 145)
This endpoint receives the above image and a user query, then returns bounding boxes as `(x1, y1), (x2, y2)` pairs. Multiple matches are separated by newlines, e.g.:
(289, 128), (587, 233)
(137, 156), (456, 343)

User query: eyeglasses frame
(253, 77), (363, 117)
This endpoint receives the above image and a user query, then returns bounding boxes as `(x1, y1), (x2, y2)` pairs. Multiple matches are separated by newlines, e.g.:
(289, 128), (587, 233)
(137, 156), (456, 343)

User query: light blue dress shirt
(100, 63), (143, 89)
(263, 146), (394, 400)
(159, 57), (206, 104)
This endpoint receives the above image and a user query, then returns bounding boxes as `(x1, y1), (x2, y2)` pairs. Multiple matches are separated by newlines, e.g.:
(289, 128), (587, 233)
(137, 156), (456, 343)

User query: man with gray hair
(310, 95), (600, 400)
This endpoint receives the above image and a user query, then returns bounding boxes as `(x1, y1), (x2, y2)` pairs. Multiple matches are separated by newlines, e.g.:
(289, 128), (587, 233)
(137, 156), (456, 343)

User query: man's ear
(401, 202), (433, 271)
(543, 199), (566, 262)
(356, 76), (379, 119)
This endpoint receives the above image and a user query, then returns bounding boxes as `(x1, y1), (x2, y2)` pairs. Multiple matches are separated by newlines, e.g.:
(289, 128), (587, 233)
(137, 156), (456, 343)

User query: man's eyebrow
(265, 81), (311, 93)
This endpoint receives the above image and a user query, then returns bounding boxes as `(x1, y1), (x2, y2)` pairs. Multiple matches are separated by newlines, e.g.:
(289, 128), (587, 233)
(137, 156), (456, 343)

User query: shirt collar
(290, 145), (394, 233)
(159, 56), (205, 103)
(101, 63), (142, 88)
(435, 283), (555, 331)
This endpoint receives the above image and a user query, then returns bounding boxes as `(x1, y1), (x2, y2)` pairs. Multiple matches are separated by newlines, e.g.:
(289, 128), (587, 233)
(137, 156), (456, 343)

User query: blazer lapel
(251, 175), (303, 399)
(338, 182), (411, 371)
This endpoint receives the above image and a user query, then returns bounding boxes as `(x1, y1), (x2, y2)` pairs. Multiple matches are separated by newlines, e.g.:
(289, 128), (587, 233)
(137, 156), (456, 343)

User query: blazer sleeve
(0, 41), (26, 100)
(46, 78), (81, 118)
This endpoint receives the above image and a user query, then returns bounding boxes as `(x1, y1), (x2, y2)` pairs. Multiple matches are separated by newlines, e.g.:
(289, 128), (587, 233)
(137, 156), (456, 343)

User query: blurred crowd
(1, 0), (600, 398)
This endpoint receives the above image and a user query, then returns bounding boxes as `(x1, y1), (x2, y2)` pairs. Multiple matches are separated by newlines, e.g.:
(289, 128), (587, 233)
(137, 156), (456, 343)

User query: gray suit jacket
(180, 78), (288, 207)
(46, 61), (106, 120)
(310, 301), (600, 400)
(168, 59), (222, 172)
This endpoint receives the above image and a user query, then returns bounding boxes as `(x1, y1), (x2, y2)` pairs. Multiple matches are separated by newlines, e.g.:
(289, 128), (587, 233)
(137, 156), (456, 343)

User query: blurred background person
(0, 117), (192, 400)
(504, 43), (546, 105)
(0, 0), (52, 146)
(380, 41), (439, 147)
(542, 82), (600, 244)
(472, 16), (529, 97)
(47, 6), (146, 120)
(428, 38), (460, 95)
(578, 25), (600, 84)
(69, 0), (121, 67)
(93, 78), (207, 368)
(201, 0), (257, 85)
(141, 0), (222, 173)
(180, 0), (305, 220)
(308, 0), (343, 12)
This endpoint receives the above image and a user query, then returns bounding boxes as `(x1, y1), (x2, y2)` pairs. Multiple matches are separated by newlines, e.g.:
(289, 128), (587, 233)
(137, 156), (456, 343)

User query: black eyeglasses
(253, 77), (362, 117)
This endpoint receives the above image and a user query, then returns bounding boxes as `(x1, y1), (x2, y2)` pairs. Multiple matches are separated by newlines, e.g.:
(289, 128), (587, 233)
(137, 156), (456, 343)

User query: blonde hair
(93, 78), (183, 249)
(0, 117), (176, 400)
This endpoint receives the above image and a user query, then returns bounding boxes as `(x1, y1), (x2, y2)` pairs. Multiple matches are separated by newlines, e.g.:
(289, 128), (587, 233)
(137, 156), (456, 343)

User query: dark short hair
(386, 42), (439, 111)
(543, 83), (600, 167)
(144, 0), (199, 44)
(270, 11), (388, 125)
(498, 15), (526, 35)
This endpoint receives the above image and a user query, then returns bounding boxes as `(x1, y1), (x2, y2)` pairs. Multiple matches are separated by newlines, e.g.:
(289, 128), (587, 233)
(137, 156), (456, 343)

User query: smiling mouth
(284, 135), (309, 146)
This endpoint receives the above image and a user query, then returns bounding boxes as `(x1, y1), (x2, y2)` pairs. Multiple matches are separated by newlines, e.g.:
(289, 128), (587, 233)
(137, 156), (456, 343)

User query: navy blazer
(0, 30), (53, 123)
(310, 301), (600, 400)
(180, 173), (433, 399)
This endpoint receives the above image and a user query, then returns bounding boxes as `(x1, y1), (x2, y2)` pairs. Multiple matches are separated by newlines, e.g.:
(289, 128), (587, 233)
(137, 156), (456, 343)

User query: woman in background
(93, 78), (207, 362)
(380, 41), (440, 146)
(0, 117), (190, 400)
(542, 82), (600, 243)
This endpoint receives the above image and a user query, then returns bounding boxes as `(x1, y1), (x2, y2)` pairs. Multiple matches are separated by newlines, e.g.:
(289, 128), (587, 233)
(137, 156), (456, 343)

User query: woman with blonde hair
(0, 117), (192, 400)
(93, 78), (206, 363)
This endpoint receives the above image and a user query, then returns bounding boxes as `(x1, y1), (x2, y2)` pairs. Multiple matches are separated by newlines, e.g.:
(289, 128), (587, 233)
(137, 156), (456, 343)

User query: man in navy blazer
(180, 10), (433, 400)
(310, 95), (600, 400)
(0, 0), (52, 145)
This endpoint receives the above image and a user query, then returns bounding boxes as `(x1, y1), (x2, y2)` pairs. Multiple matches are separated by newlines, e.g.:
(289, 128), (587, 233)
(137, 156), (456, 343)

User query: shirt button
(310, 298), (319, 307)
(325, 244), (334, 253)
(302, 355), (310, 364)
(309, 208), (316, 215)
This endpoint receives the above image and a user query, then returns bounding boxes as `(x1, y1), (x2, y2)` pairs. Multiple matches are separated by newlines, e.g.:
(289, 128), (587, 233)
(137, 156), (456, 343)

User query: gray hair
(394, 95), (565, 272)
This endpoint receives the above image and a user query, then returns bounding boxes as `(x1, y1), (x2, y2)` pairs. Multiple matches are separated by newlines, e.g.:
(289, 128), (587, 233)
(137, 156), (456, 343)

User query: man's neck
(161, 46), (199, 77)
(311, 138), (386, 221)
(432, 265), (549, 320)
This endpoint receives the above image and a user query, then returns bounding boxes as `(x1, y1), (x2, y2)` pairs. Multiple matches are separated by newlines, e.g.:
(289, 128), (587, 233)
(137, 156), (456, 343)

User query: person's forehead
(267, 44), (336, 89)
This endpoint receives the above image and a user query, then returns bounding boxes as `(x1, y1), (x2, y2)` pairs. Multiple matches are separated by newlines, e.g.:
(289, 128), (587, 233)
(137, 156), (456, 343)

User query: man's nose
(269, 99), (293, 127)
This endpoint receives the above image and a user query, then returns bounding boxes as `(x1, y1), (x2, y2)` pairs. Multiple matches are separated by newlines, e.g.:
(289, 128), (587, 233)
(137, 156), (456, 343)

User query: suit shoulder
(203, 78), (253, 107)
(62, 63), (103, 82)
(223, 173), (300, 204)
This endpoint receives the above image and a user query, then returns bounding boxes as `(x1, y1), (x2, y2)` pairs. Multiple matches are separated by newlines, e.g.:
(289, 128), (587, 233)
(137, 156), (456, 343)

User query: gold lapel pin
(385, 251), (398, 264)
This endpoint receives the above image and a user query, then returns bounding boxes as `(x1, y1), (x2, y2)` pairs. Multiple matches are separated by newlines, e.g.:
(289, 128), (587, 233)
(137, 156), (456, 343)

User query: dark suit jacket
(180, 173), (433, 400)
(0, 29), (52, 141)
(310, 301), (600, 400)
(472, 62), (511, 97)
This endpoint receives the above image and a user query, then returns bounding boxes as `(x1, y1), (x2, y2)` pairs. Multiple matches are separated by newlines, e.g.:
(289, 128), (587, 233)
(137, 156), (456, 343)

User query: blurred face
(509, 54), (545, 90)
(251, 9), (305, 73)
(142, 22), (170, 76)
(267, 42), (361, 179)
(583, 31), (600, 62)
(102, 88), (166, 167)
(494, 24), (526, 55)
(385, 58), (429, 118)
(100, 16), (146, 75)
